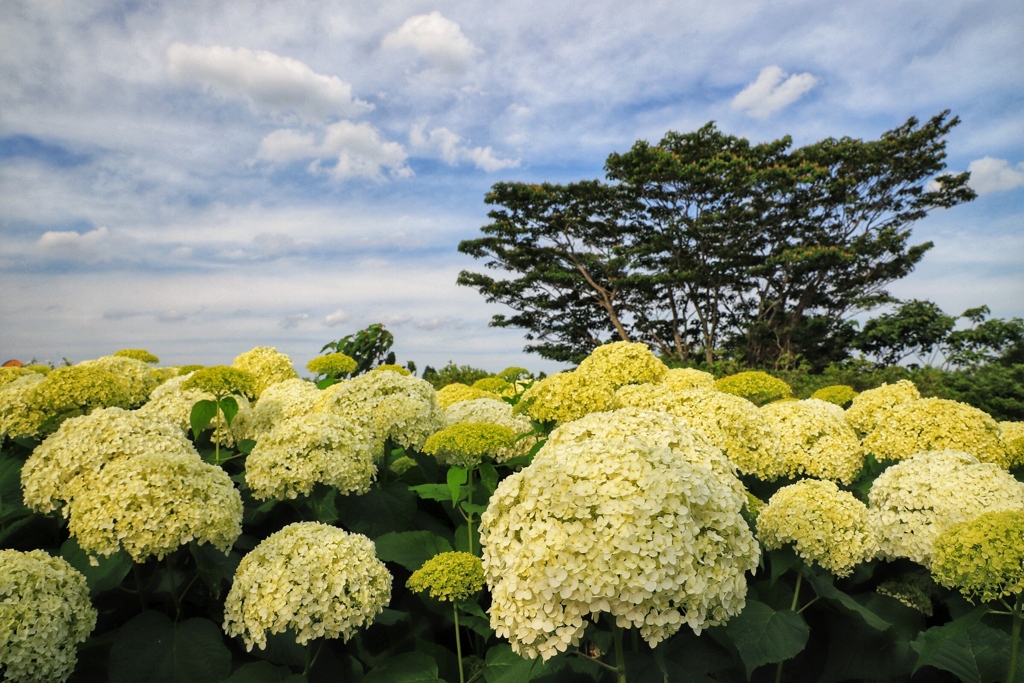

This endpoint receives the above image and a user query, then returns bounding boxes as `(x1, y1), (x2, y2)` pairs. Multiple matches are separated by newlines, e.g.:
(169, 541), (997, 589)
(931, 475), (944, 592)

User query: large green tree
(458, 112), (975, 366)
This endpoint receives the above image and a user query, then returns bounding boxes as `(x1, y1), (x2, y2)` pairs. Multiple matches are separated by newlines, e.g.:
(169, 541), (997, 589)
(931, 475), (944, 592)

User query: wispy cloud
(731, 65), (818, 118)
(382, 11), (481, 74)
(256, 121), (412, 180)
(967, 156), (1024, 195)
(36, 226), (109, 252)
(323, 309), (350, 327)
(409, 125), (519, 172)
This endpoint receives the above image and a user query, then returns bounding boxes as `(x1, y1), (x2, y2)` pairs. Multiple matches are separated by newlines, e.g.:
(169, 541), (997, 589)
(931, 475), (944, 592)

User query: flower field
(1, 342), (1023, 683)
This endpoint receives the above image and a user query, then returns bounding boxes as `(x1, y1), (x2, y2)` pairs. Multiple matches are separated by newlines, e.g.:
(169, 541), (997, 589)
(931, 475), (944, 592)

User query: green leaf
(61, 537), (132, 596)
(237, 439), (257, 455)
(220, 662), (297, 683)
(316, 377), (338, 390)
(724, 599), (810, 678)
(0, 449), (25, 508)
(409, 483), (452, 503)
(460, 501), (489, 517)
(109, 612), (231, 683)
(479, 462), (499, 493)
(374, 530), (453, 571)
(219, 396), (239, 426)
(484, 643), (546, 683)
(768, 546), (800, 586)
(334, 481), (417, 538)
(804, 569), (891, 631)
(447, 466), (468, 506)
(911, 607), (1019, 683)
(362, 652), (441, 683)
(189, 399), (218, 439)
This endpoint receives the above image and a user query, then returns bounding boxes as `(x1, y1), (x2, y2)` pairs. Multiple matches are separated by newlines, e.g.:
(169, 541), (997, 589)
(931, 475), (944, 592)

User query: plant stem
(454, 604), (466, 683)
(1009, 593), (1022, 683)
(612, 622), (627, 683)
(776, 564), (804, 683)
(303, 640), (325, 676)
(467, 468), (474, 555)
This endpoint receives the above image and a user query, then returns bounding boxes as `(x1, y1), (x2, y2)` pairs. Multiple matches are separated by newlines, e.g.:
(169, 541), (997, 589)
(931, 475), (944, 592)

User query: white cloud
(256, 121), (412, 180)
(166, 43), (373, 121)
(967, 156), (1024, 195)
(382, 12), (480, 73)
(324, 309), (350, 327)
(280, 313), (310, 329)
(36, 226), (109, 251)
(409, 125), (519, 172)
(731, 65), (818, 118)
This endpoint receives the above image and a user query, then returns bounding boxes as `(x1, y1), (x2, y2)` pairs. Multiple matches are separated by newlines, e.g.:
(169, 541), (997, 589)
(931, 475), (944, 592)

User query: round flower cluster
(0, 550), (97, 683)
(77, 355), (159, 407)
(1001, 421), (1024, 468)
(243, 378), (321, 439)
(845, 380), (920, 437)
(498, 366), (532, 383)
(245, 413), (377, 500)
(231, 347), (299, 397)
(810, 385), (858, 408)
(223, 522), (392, 650)
(862, 397), (1007, 467)
(436, 383), (497, 409)
(715, 371), (792, 406)
(7, 364), (133, 438)
(658, 368), (716, 392)
(136, 373), (253, 447)
(407, 551), (485, 602)
(480, 433), (758, 660)
(67, 449), (243, 561)
(305, 352), (357, 379)
(371, 364), (411, 375)
(0, 372), (47, 438)
(472, 376), (511, 394)
(760, 399), (864, 484)
(21, 407), (195, 514)
(517, 371), (616, 425)
(182, 365), (257, 399)
(423, 423), (517, 468)
(756, 480), (877, 577)
(876, 570), (937, 616)
(315, 370), (444, 451)
(113, 348), (160, 363)
(930, 510), (1024, 603)
(575, 341), (668, 387)
(0, 365), (34, 387)
(445, 397), (537, 461)
(868, 449), (1024, 566)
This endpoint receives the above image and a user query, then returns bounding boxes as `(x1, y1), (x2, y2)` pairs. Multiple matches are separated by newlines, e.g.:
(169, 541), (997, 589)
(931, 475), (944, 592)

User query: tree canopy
(458, 112), (975, 366)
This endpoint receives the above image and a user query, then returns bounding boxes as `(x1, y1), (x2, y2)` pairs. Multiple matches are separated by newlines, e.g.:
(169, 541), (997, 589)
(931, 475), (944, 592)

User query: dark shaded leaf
(362, 652), (441, 683)
(109, 612), (231, 683)
(724, 599), (810, 678)
(61, 537), (132, 596)
(374, 530), (453, 571)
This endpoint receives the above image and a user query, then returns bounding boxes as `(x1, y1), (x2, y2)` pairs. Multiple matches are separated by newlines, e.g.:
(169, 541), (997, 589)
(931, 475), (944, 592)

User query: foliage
(320, 323), (398, 377)
(422, 361), (492, 389)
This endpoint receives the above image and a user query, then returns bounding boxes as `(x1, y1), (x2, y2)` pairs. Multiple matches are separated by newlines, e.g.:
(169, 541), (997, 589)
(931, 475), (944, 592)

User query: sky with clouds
(1, 0), (1022, 374)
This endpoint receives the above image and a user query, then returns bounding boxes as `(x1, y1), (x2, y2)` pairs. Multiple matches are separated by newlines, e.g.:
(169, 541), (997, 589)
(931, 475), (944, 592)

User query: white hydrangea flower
(0, 372), (47, 438)
(845, 380), (920, 437)
(136, 373), (252, 447)
(77, 355), (158, 407)
(760, 399), (864, 484)
(244, 378), (321, 439)
(575, 341), (668, 387)
(231, 346), (299, 397)
(445, 397), (538, 461)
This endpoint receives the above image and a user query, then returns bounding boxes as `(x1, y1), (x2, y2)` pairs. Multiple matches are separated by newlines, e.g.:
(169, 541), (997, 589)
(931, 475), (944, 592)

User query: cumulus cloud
(256, 121), (412, 180)
(280, 313), (310, 329)
(166, 43), (373, 121)
(967, 156), (1024, 195)
(323, 309), (350, 327)
(36, 226), (109, 251)
(731, 65), (818, 118)
(409, 125), (519, 172)
(382, 11), (480, 74)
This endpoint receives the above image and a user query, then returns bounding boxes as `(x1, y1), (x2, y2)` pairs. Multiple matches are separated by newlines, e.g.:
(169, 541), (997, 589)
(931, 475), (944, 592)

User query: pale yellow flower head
(245, 413), (377, 500)
(223, 522), (392, 650)
(371, 364), (411, 375)
(0, 372), (47, 438)
(760, 399), (864, 484)
(863, 397), (1007, 467)
(314, 370), (444, 450)
(876, 570), (937, 616)
(113, 348), (160, 364)
(305, 352), (357, 378)
(136, 373), (252, 447)
(436, 382), (497, 409)
(231, 346), (299, 397)
(444, 397), (538, 461)
(756, 479), (877, 577)
(77, 355), (159, 407)
(1000, 421), (1024, 469)
(244, 378), (321, 439)
(931, 510), (1024, 603)
(480, 437), (759, 660)
(472, 376), (511, 394)
(0, 366), (35, 387)
(183, 365), (257, 399)
(868, 449), (1024, 567)
(0, 550), (97, 683)
(810, 385), (858, 408)
(657, 367), (716, 391)
(517, 371), (616, 425)
(8, 365), (133, 438)
(423, 422), (517, 468)
(715, 371), (792, 406)
(67, 449), (243, 562)
(845, 380), (920, 437)
(576, 341), (668, 387)
(407, 551), (485, 602)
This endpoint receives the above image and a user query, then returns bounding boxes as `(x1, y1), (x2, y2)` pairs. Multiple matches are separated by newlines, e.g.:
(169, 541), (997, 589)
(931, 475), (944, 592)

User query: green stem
(776, 564), (804, 683)
(612, 622), (627, 683)
(454, 604), (466, 683)
(1009, 593), (1022, 683)
(303, 640), (325, 676)
(132, 563), (147, 612)
(467, 469), (474, 555)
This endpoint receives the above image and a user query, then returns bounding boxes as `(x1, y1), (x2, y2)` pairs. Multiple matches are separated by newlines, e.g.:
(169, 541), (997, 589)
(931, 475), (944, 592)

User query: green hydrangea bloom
(423, 423), (517, 468)
(576, 341), (668, 387)
(0, 550), (97, 683)
(658, 368), (716, 391)
(0, 366), (34, 387)
(761, 399), (864, 484)
(137, 373), (253, 447)
(231, 347), (299, 397)
(223, 522), (392, 650)
(436, 382), (496, 409)
(931, 510), (1024, 603)
(445, 397), (538, 462)
(0, 373), (47, 438)
(407, 551), (485, 602)
(77, 355), (159, 407)
(245, 413), (377, 500)
(497, 366), (532, 383)
(810, 385), (858, 408)
(390, 455), (418, 475)
(9, 365), (133, 438)
(517, 371), (616, 425)
(472, 376), (511, 393)
(863, 397), (1008, 467)
(756, 479), (877, 577)
(113, 348), (160, 364)
(715, 371), (792, 406)
(1001, 421), (1024, 468)
(306, 352), (357, 378)
(876, 570), (937, 616)
(182, 365), (257, 398)
(845, 380), (920, 437)
(371, 364), (411, 375)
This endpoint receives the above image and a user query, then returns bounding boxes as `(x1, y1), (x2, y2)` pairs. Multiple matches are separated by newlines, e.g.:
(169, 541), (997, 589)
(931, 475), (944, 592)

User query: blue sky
(1, 0), (1022, 374)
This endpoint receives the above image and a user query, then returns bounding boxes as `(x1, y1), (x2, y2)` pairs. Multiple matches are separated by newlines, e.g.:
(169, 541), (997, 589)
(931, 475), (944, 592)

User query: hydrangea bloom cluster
(21, 407), (195, 514)
(243, 378), (321, 439)
(0, 365), (34, 387)
(810, 385), (858, 408)
(183, 365), (257, 399)
(517, 371), (616, 425)
(930, 510), (1024, 603)
(756, 480), (877, 577)
(223, 522), (392, 650)
(862, 397), (1007, 467)
(0, 550), (97, 683)
(231, 347), (299, 397)
(78, 355), (158, 407)
(868, 449), (1024, 566)
(407, 551), (485, 602)
(845, 380), (920, 437)
(714, 371), (792, 406)
(372, 364), (411, 375)
(760, 399), (864, 484)
(480, 431), (759, 660)
(305, 352), (357, 379)
(445, 397), (537, 461)
(472, 376), (511, 393)
(67, 449), (243, 561)
(315, 370), (444, 451)
(136, 373), (253, 447)
(7, 365), (133, 438)
(497, 366), (532, 383)
(876, 570), (937, 616)
(423, 423), (517, 468)
(436, 383), (497, 409)
(658, 368), (716, 391)
(245, 413), (376, 500)
(575, 341), (668, 387)
(1001, 421), (1024, 468)
(0, 372), (46, 438)
(113, 348), (160, 363)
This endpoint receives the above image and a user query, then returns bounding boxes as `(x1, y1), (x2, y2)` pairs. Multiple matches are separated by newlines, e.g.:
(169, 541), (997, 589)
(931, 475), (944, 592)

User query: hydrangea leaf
(60, 536), (132, 597)
(409, 483), (453, 503)
(724, 599), (810, 678)
(447, 466), (468, 506)
(219, 396), (239, 426)
(362, 652), (441, 683)
(109, 611), (231, 683)
(911, 608), (1021, 683)
(220, 661), (294, 683)
(374, 530), (453, 571)
(190, 399), (218, 439)
(479, 462), (499, 493)
(334, 481), (417, 538)
(805, 569), (891, 632)
(483, 644), (547, 683)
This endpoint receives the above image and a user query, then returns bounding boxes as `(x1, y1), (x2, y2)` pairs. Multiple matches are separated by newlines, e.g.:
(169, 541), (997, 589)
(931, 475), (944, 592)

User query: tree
(457, 113), (975, 366)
